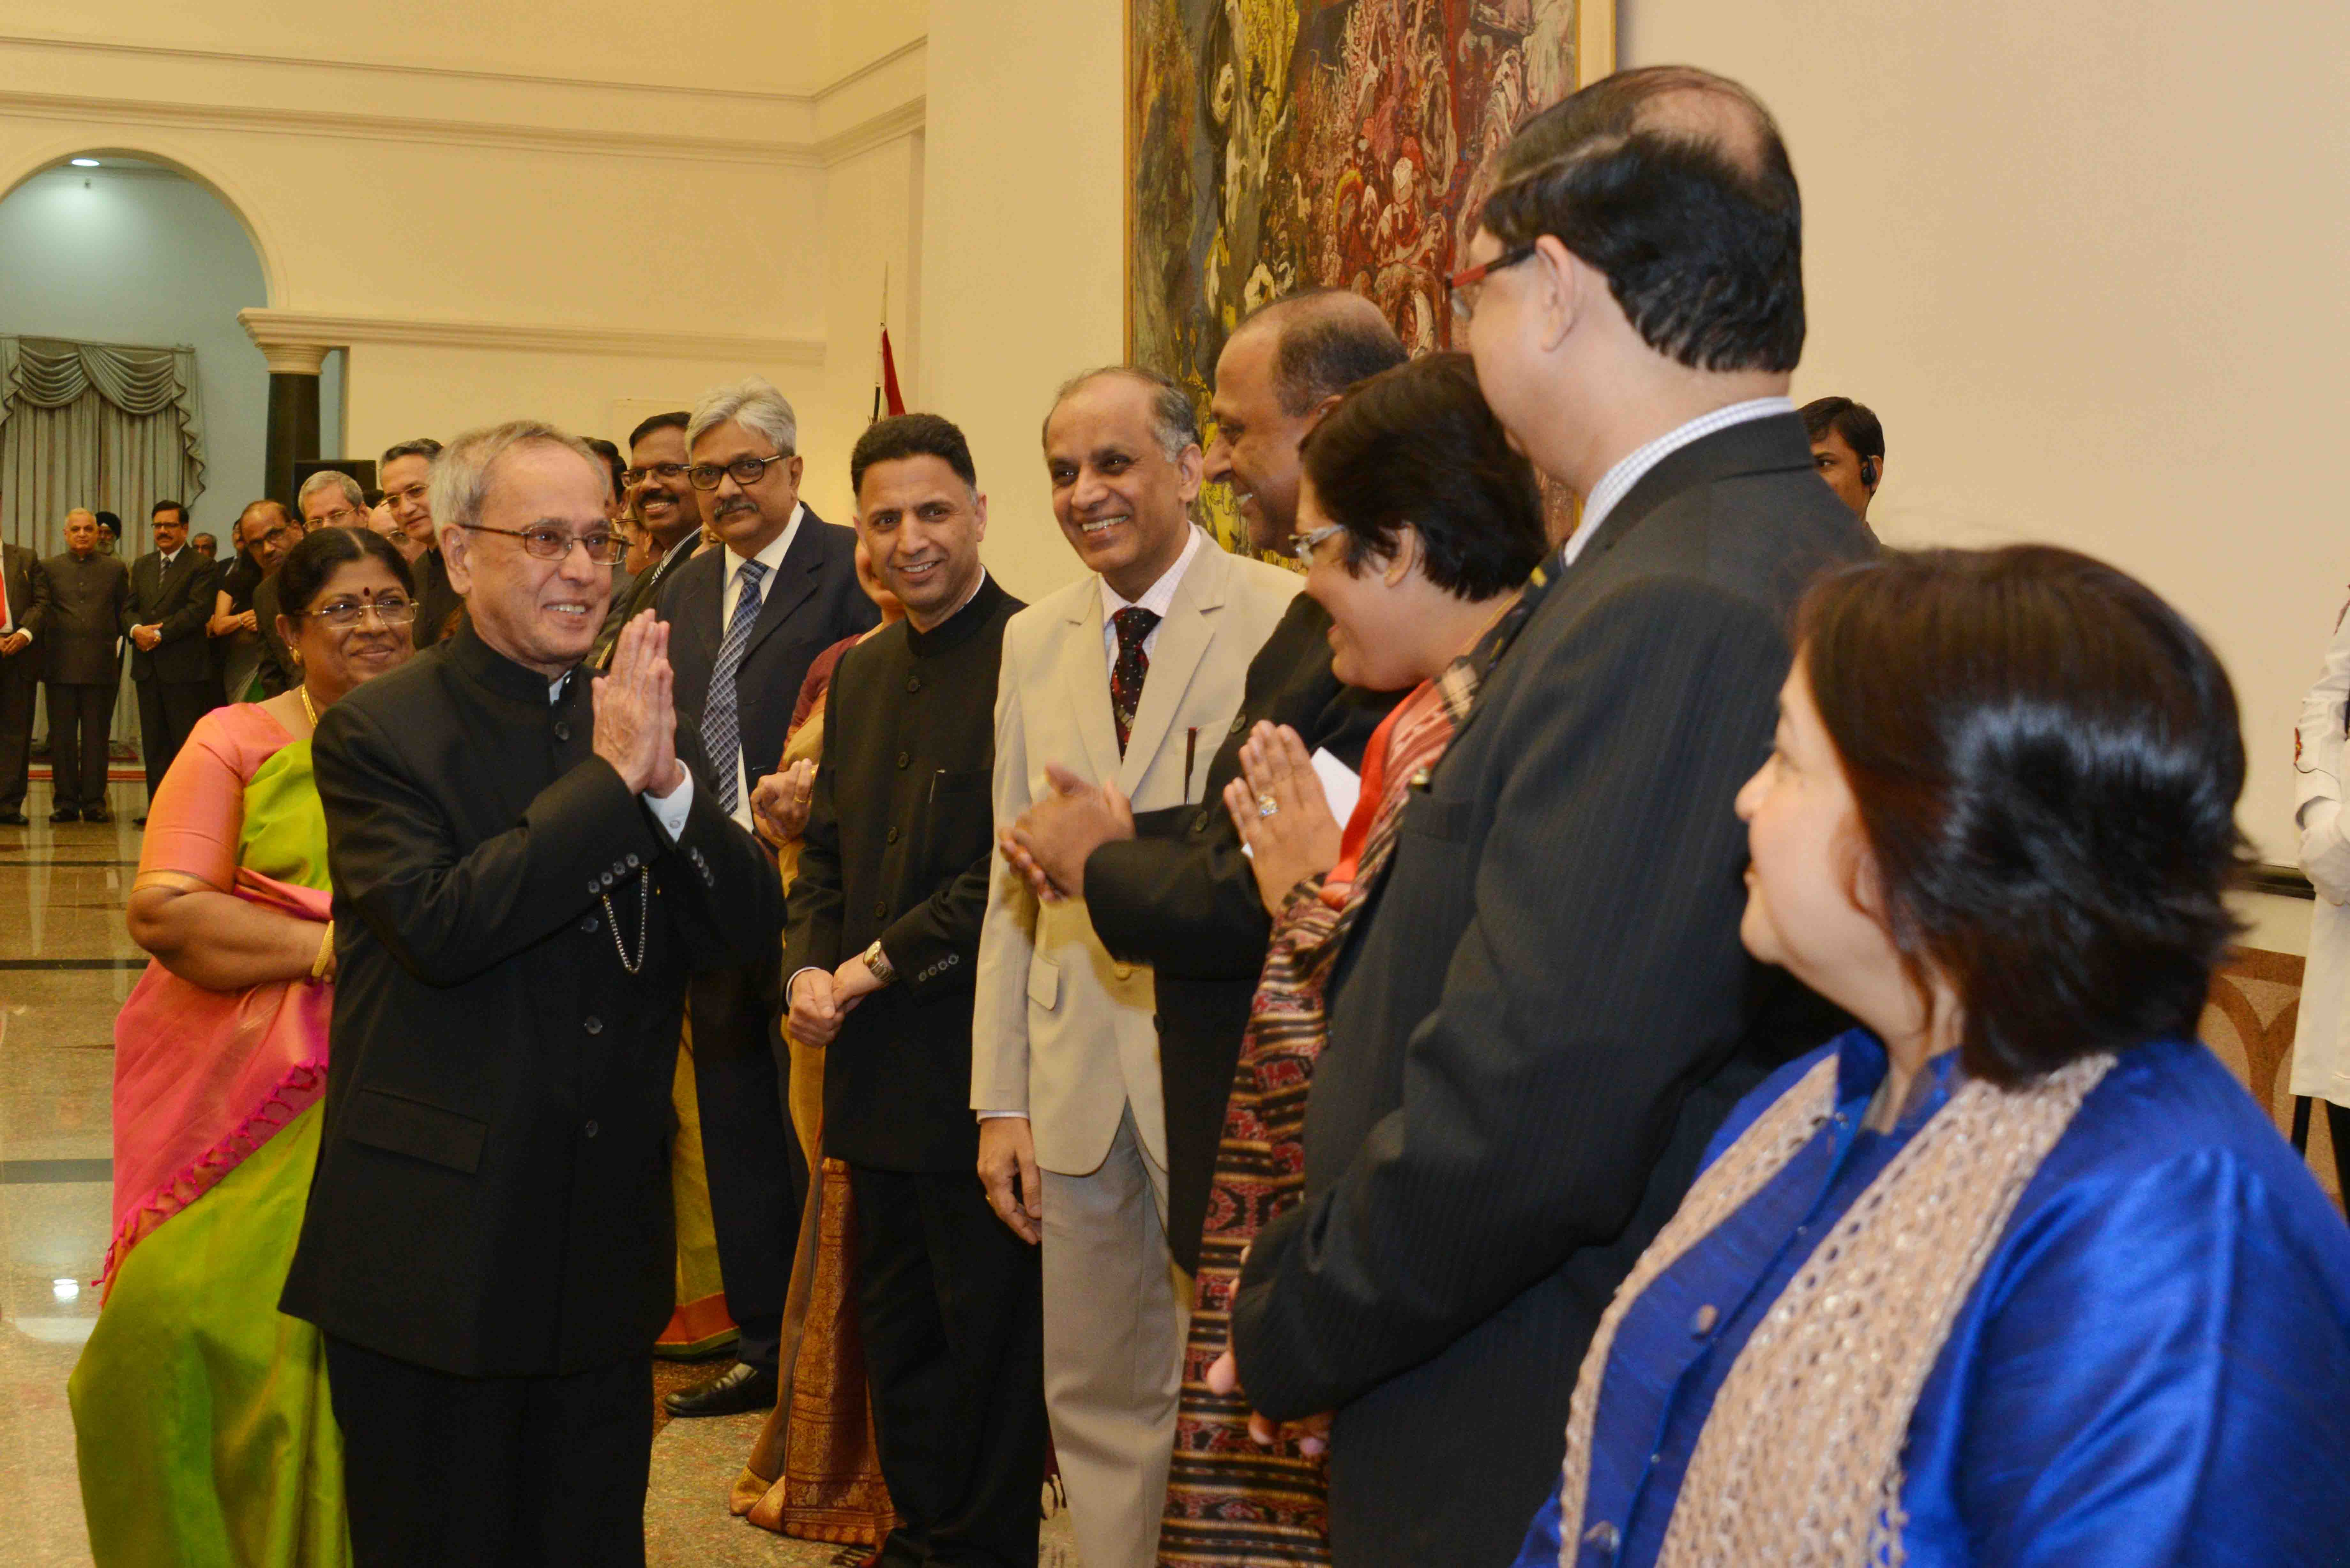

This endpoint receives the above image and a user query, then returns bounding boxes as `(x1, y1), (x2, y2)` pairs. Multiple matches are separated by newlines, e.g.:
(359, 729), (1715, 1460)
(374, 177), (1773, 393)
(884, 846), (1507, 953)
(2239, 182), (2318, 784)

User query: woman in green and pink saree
(72, 526), (417, 1567)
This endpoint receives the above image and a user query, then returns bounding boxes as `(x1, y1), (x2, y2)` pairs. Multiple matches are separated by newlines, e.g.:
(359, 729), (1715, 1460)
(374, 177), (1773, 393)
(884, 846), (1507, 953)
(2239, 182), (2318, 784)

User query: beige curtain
(0, 335), (208, 744)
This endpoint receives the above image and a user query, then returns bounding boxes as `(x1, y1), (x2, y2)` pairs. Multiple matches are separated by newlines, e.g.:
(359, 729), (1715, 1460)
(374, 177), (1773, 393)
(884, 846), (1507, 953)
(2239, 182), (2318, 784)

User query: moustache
(715, 497), (759, 518)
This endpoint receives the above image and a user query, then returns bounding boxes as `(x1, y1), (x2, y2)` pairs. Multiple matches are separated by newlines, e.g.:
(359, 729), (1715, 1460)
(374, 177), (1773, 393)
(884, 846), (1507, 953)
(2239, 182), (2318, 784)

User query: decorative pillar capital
(258, 341), (330, 376)
(238, 308), (331, 375)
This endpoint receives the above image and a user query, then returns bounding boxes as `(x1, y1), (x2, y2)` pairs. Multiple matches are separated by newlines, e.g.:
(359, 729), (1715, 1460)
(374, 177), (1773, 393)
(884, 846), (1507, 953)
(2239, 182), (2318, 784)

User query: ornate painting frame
(1126, 0), (1614, 552)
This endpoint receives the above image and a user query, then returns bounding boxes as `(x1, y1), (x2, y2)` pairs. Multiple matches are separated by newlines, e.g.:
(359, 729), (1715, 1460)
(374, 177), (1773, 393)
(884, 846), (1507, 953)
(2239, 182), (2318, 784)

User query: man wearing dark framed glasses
(653, 376), (876, 1420)
(590, 411), (703, 670)
(1221, 70), (1875, 1567)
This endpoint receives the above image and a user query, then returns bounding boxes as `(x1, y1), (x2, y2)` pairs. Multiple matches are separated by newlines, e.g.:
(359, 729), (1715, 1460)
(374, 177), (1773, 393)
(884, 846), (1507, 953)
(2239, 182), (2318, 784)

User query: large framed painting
(1128, 0), (1613, 551)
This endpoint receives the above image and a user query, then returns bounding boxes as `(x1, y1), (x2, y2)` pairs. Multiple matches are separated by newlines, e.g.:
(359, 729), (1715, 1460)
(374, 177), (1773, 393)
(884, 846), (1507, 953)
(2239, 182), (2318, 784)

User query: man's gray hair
(1044, 366), (1200, 462)
(297, 468), (366, 516)
(429, 420), (608, 533)
(687, 377), (799, 456)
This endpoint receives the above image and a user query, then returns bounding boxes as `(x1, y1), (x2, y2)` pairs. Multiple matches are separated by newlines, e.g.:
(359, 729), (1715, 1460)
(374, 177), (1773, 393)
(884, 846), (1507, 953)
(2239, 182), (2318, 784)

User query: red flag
(878, 327), (906, 418)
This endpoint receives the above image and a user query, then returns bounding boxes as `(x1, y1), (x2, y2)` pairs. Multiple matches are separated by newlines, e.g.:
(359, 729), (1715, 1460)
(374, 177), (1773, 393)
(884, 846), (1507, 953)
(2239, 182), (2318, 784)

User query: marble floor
(0, 774), (1077, 1568)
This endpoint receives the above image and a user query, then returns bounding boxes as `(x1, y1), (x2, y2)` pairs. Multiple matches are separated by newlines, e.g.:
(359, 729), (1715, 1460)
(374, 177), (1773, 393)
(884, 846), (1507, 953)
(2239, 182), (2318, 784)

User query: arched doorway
(0, 151), (285, 758)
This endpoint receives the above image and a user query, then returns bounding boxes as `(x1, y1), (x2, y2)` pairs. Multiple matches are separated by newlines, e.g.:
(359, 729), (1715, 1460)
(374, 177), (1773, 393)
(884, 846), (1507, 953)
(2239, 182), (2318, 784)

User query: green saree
(71, 704), (350, 1567)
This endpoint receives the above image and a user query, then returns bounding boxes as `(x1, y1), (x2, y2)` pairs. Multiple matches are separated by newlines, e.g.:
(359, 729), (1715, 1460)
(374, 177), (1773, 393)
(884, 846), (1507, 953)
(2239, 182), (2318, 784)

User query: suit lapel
(1058, 588), (1121, 785)
(745, 518), (823, 661)
(1116, 535), (1221, 798)
(671, 553), (722, 666)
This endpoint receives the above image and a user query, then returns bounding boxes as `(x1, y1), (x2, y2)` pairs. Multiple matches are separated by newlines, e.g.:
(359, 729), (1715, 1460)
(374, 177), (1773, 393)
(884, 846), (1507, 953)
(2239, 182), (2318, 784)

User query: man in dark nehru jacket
(1002, 289), (1406, 1275)
(784, 413), (1045, 1567)
(282, 418), (783, 1565)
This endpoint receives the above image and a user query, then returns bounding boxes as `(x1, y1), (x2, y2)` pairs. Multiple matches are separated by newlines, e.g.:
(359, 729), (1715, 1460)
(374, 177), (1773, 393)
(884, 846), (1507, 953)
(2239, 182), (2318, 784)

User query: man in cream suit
(974, 366), (1298, 1567)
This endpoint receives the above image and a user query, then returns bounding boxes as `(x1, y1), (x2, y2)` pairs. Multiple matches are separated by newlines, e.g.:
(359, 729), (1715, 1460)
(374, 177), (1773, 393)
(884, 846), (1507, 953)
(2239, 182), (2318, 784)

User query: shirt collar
(906, 569), (999, 656)
(1564, 397), (1797, 565)
(1832, 1028), (1963, 1135)
(725, 501), (804, 589)
(1102, 523), (1204, 622)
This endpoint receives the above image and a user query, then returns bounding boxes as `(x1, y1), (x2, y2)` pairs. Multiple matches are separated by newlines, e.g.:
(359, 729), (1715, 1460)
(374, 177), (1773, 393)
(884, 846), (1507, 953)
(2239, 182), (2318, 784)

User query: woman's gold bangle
(310, 922), (336, 982)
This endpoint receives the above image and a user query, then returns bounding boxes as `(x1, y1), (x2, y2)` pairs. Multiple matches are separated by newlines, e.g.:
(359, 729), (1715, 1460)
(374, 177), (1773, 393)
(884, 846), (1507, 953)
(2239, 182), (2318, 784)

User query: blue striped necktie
(703, 557), (768, 815)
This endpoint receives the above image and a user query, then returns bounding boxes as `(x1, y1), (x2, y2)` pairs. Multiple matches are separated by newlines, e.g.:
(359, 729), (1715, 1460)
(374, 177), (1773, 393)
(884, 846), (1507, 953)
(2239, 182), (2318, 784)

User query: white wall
(921, 0), (1126, 602)
(1621, 0), (2350, 869)
(0, 162), (268, 545)
(19, 0), (819, 96)
(0, 9), (925, 531)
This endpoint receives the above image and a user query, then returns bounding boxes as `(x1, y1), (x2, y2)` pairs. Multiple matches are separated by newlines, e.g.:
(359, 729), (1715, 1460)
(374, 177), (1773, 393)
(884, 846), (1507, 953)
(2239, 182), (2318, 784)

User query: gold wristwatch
(862, 939), (896, 986)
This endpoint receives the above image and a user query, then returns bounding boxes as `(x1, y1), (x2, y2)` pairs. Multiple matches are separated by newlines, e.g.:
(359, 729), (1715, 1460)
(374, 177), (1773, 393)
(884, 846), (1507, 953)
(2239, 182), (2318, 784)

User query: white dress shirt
(1563, 396), (1797, 565)
(1098, 523), (1205, 672)
(716, 502), (805, 830)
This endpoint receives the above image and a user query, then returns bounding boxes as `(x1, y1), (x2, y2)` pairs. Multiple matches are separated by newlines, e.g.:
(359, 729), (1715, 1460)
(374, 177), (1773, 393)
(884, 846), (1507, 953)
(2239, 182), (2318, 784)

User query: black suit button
(1191, 812), (1209, 834)
(552, 720), (571, 742)
(583, 1016), (604, 1035)
(885, 826), (899, 844)
(906, 675), (922, 693)
(1231, 715), (1247, 735)
(873, 900), (888, 919)
(583, 1120), (600, 1138)
(581, 915), (600, 933)
(896, 751), (910, 769)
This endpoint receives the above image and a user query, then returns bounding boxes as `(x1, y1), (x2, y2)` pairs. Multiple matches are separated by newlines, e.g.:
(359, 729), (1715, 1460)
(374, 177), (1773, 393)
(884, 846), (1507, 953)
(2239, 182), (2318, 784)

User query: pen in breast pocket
(1184, 727), (1198, 799)
(930, 768), (942, 804)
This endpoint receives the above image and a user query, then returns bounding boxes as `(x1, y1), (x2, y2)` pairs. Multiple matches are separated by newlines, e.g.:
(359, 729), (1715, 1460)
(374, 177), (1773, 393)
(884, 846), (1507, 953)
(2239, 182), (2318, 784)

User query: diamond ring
(1257, 794), (1280, 818)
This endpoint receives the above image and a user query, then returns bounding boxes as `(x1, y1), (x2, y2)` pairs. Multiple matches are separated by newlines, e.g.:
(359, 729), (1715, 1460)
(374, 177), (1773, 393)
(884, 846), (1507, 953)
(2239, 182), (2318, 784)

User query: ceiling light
(70, 158), (100, 168)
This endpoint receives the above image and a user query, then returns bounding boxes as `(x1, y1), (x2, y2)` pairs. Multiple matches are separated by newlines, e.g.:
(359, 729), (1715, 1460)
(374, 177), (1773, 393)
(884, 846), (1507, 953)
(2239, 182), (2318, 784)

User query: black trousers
(687, 961), (801, 1370)
(851, 1163), (1048, 1568)
(43, 681), (116, 811)
(134, 675), (215, 801)
(0, 652), (36, 810)
(324, 1337), (653, 1568)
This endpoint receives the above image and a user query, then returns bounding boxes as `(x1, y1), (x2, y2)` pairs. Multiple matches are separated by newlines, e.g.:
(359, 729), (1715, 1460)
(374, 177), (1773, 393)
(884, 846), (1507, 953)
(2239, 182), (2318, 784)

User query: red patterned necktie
(1109, 606), (1159, 755)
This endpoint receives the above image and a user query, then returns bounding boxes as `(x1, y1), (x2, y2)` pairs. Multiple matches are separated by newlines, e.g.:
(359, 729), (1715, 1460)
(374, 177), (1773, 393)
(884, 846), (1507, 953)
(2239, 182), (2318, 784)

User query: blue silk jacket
(1516, 1031), (2350, 1567)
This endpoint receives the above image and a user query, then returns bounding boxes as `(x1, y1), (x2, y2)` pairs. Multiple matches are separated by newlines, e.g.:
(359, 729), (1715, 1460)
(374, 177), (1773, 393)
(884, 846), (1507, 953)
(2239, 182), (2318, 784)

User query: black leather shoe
(83, 805), (112, 824)
(660, 1360), (776, 1418)
(49, 807), (79, 824)
(0, 810), (27, 825)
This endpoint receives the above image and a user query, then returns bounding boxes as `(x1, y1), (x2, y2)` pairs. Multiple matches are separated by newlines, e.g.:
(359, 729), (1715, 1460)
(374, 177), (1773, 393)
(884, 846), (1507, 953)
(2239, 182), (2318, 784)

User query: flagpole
(871, 264), (890, 423)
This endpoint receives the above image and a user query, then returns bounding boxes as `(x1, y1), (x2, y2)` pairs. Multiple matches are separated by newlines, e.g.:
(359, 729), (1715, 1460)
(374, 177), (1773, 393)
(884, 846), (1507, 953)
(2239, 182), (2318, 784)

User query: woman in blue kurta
(1518, 545), (2350, 1568)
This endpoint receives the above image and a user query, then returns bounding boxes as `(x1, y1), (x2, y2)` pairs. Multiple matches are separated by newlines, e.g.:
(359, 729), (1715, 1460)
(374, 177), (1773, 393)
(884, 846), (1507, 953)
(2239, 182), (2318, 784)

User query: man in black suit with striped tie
(653, 376), (876, 1416)
(1221, 67), (1875, 1568)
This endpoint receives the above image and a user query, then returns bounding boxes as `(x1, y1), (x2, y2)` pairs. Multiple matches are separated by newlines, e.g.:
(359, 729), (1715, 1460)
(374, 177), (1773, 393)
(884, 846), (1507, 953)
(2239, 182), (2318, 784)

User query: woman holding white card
(1161, 352), (1550, 1567)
